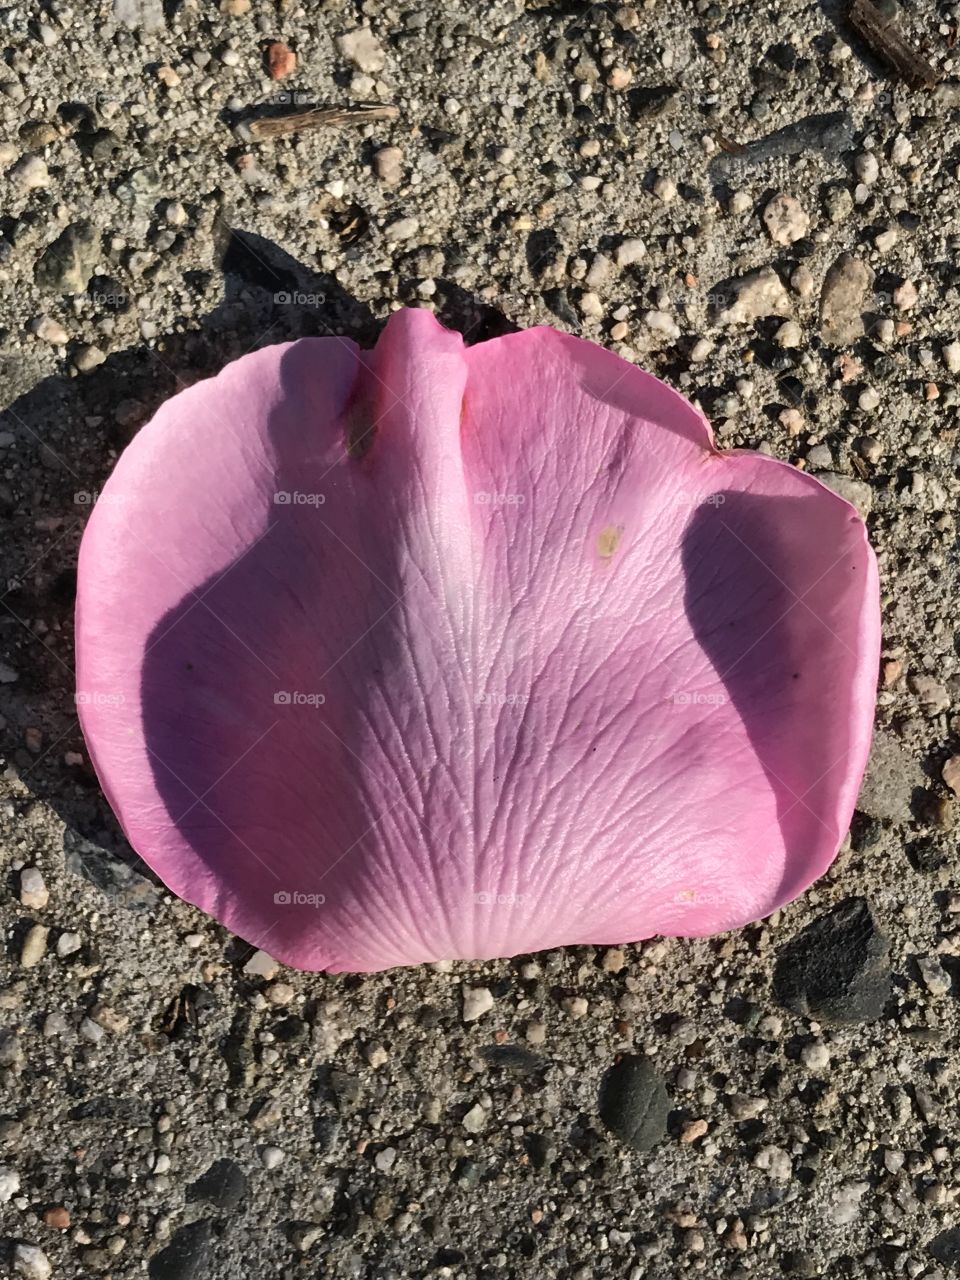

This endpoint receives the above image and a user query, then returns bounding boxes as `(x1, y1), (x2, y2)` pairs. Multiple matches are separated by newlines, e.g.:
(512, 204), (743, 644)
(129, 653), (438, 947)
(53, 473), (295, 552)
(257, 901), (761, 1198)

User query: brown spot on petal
(345, 404), (377, 459)
(597, 525), (624, 559)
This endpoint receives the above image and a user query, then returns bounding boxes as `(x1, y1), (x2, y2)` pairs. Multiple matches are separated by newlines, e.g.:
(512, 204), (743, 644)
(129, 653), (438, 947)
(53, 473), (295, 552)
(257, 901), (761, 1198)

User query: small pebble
(462, 986), (495, 1023)
(854, 151), (879, 184)
(20, 924), (48, 968)
(893, 280), (918, 310)
(462, 1102), (487, 1133)
(260, 1146), (285, 1169)
(890, 134), (912, 165)
(729, 1094), (768, 1121)
(791, 265), (815, 298)
(73, 345), (106, 373)
(801, 1040), (830, 1071)
(615, 238), (646, 268)
(9, 155), (49, 189)
(265, 41), (296, 79)
(266, 982), (295, 1006)
(338, 26), (385, 74)
(858, 386), (880, 411)
(31, 316), (69, 344)
(373, 146), (403, 185)
(13, 1244), (52, 1280)
(917, 955), (951, 996)
(385, 216), (419, 242)
(80, 1017), (104, 1043)
(164, 200), (188, 227)
(762, 193), (809, 245)
(561, 996), (589, 1018)
(942, 341), (960, 374)
(680, 1118), (708, 1143)
(56, 931), (81, 958)
(579, 291), (603, 318)
(19, 867), (48, 910)
(243, 949), (279, 979)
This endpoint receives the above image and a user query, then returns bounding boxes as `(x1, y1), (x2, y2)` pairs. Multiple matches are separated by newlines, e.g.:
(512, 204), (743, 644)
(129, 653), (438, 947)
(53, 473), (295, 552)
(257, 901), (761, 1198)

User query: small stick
(848, 0), (939, 89)
(240, 103), (399, 141)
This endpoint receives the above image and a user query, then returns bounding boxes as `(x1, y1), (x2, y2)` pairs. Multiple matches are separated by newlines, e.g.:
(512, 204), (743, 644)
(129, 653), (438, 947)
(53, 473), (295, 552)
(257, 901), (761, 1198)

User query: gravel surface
(2, 0), (960, 1277)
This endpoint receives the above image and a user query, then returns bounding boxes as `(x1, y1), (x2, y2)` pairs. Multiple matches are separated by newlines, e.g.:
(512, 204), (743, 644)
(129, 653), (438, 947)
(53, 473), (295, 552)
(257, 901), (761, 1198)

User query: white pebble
(728, 191), (752, 215)
(462, 986), (494, 1023)
(31, 316), (69, 345)
(243, 949), (279, 979)
(643, 310), (680, 340)
(858, 386), (880, 411)
(385, 216), (419, 242)
(579, 291), (603, 318)
(337, 26), (385, 74)
(801, 1040), (830, 1071)
(855, 151), (879, 184)
(762, 193), (809, 246)
(19, 867), (48, 909)
(917, 954), (950, 995)
(689, 338), (713, 363)
(614, 238), (646, 268)
(890, 134), (912, 166)
(56, 931), (81, 958)
(775, 320), (802, 348)
(462, 1102), (486, 1133)
(9, 155), (49, 189)
(14, 1243), (52, 1279)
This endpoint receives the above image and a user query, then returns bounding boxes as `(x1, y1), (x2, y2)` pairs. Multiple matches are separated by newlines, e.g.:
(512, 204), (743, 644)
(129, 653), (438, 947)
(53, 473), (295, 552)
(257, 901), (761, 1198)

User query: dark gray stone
(598, 1055), (669, 1152)
(773, 897), (891, 1025)
(187, 1159), (248, 1213)
(34, 221), (101, 294)
(149, 1221), (213, 1280)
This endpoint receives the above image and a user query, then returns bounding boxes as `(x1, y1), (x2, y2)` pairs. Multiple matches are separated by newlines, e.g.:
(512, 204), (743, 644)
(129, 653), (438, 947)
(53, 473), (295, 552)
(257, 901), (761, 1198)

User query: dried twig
(848, 0), (939, 89)
(240, 103), (399, 141)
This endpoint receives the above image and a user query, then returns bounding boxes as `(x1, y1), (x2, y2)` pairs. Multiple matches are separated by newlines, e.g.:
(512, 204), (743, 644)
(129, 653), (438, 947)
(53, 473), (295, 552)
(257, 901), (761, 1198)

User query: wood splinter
(241, 103), (400, 142)
(848, 0), (939, 89)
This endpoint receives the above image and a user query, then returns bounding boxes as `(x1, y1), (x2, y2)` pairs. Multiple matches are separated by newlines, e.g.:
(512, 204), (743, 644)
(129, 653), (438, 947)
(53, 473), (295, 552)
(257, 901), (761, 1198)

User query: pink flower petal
(76, 309), (880, 971)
